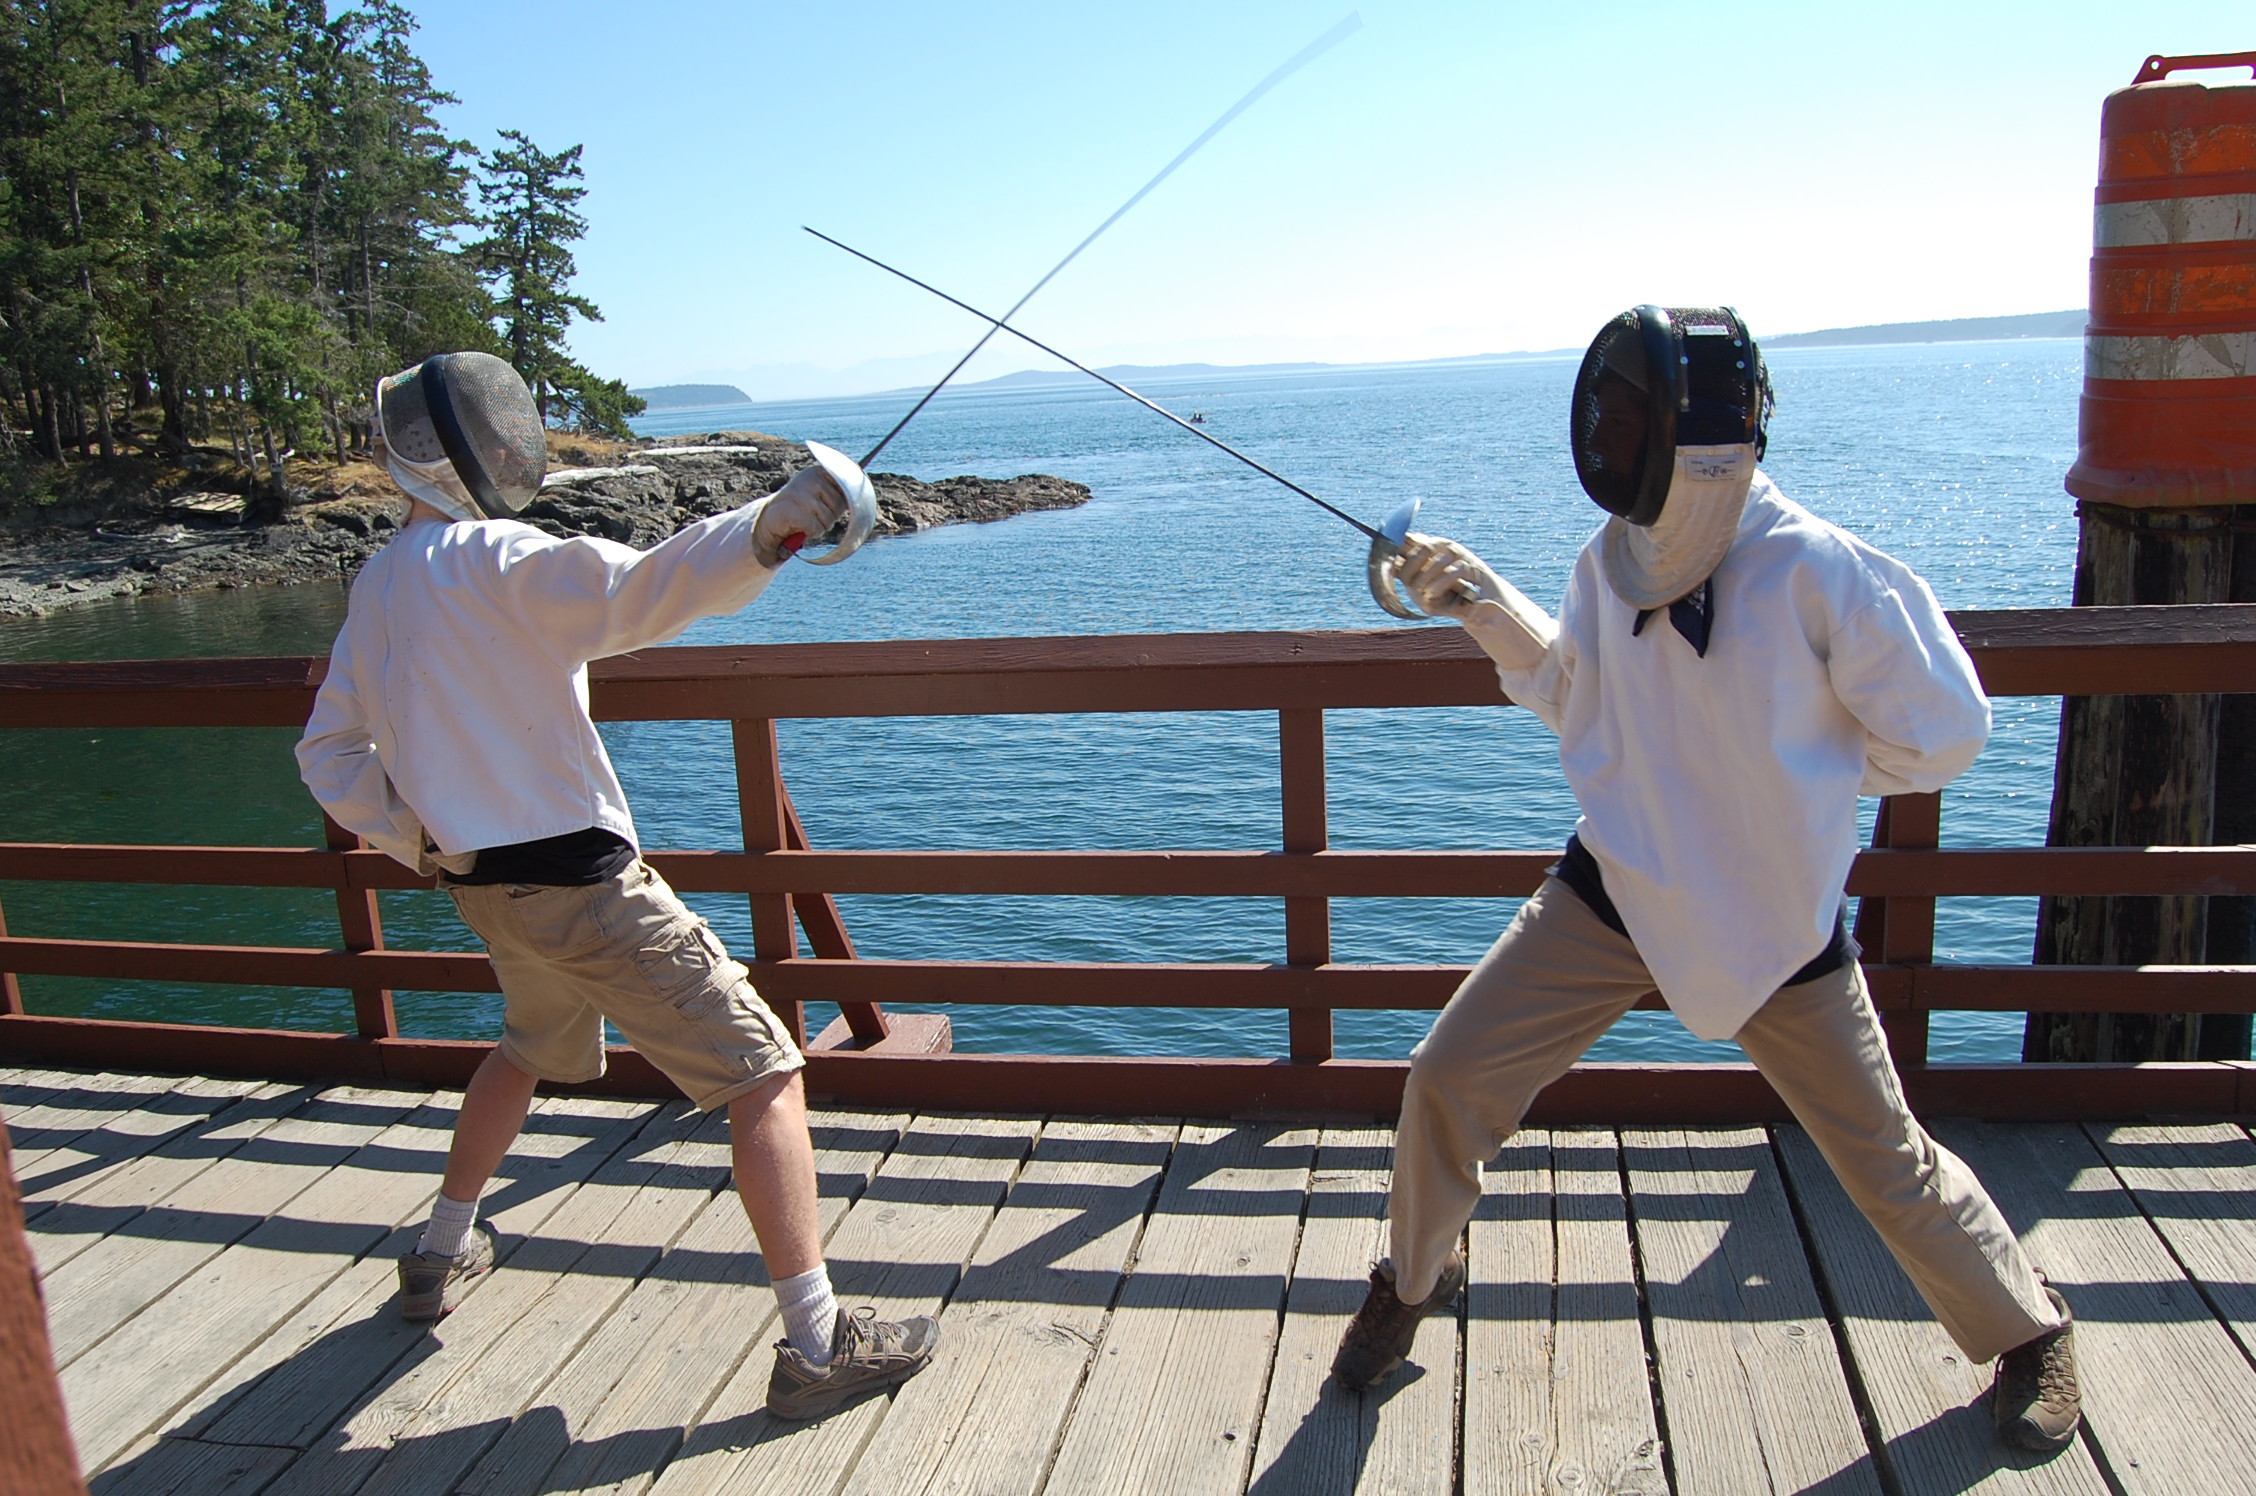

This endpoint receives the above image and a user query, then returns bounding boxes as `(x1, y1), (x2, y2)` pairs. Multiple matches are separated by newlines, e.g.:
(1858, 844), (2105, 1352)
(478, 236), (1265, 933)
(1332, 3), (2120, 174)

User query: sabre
(804, 227), (1434, 618)
(791, 11), (1364, 568)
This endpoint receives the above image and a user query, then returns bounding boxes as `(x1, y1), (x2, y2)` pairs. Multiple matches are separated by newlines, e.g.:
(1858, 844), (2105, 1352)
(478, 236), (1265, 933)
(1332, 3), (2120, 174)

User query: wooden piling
(2025, 503), (2255, 1061)
(0, 1119), (89, 1494)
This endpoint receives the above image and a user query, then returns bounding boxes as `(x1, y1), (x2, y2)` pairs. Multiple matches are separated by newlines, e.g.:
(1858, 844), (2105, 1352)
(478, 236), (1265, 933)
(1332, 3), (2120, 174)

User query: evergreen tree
(0, 1), (645, 494)
(468, 129), (642, 438)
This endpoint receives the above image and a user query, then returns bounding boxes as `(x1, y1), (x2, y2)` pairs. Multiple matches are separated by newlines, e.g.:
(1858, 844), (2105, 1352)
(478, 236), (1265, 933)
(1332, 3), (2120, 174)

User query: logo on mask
(1685, 452), (1748, 482)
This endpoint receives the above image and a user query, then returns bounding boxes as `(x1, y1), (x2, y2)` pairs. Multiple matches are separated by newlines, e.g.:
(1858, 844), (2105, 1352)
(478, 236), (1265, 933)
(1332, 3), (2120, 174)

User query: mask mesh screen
(1572, 313), (1655, 515)
(433, 353), (547, 515)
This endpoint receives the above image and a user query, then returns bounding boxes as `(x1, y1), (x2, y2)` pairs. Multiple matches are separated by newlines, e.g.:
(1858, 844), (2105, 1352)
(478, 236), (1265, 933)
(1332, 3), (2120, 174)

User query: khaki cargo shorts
(447, 859), (802, 1111)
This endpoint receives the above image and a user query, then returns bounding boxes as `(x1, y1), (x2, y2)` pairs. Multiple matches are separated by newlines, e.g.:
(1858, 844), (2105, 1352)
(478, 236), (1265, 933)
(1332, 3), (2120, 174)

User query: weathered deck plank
(1044, 1123), (1317, 1496)
(1624, 1127), (1883, 1496)
(1774, 1124), (2111, 1494)
(88, 1095), (668, 1496)
(842, 1118), (1176, 1496)
(1463, 1129), (1555, 1495)
(1940, 1120), (2256, 1495)
(2086, 1122), (2256, 1365)
(453, 1107), (908, 1496)
(0, 1071), (189, 1166)
(44, 1083), (413, 1369)
(1550, 1129), (1665, 1496)
(173, 1094), (660, 1451)
(252, 1098), (723, 1496)
(643, 1111), (1043, 1496)
(58, 1086), (448, 1471)
(12, 1074), (263, 1216)
(342, 1106), (739, 1496)
(24, 1081), (309, 1279)
(1246, 1126), (1458, 1496)
(13, 1068), (2254, 1496)
(1239, 1126), (1384, 1496)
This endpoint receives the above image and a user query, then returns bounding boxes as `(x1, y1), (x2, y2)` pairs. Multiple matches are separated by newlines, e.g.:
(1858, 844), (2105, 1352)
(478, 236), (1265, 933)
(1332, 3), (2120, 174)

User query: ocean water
(0, 340), (2084, 1062)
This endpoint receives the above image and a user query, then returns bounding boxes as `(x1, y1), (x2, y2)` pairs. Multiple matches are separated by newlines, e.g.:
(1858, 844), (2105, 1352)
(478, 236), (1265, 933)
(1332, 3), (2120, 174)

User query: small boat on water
(1188, 410), (1207, 424)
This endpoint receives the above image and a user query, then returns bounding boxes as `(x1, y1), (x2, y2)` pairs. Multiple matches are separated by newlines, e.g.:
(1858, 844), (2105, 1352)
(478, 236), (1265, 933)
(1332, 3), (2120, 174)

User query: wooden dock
(9, 1068), (2255, 1496)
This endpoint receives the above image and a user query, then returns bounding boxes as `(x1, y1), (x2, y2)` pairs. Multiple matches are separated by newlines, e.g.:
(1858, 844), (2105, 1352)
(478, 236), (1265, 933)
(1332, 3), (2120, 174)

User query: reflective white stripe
(2087, 331), (2256, 380)
(2095, 193), (2256, 247)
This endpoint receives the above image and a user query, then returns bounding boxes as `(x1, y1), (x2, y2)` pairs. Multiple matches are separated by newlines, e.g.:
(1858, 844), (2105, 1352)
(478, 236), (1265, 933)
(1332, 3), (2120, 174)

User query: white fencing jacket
(298, 504), (778, 871)
(1485, 475), (1989, 1040)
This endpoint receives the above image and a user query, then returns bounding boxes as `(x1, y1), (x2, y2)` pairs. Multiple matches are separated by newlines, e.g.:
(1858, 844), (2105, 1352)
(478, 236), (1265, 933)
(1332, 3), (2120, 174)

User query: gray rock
(0, 438), (1090, 618)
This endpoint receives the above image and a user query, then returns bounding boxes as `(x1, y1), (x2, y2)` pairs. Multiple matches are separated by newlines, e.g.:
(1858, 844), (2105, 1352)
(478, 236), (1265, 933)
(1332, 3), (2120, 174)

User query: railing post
(780, 787), (891, 1044)
(1281, 708), (1331, 1062)
(734, 718), (806, 1046)
(1863, 793), (1940, 1066)
(0, 891), (21, 1017)
(322, 814), (395, 1040)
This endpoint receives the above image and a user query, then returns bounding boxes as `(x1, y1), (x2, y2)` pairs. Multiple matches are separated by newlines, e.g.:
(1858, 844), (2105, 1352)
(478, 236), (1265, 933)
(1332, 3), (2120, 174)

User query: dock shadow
(1246, 1366), (1426, 1496)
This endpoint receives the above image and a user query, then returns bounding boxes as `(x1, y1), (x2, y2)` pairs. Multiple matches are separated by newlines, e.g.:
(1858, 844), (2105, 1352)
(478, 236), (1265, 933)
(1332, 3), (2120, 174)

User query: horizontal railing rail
(7, 842), (2256, 898)
(5, 605), (2256, 1121)
(5, 606), (2256, 728)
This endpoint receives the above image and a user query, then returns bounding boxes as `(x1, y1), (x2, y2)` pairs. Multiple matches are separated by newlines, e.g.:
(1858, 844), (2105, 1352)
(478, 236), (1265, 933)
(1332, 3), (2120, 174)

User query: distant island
(630, 383), (754, 410)
(1763, 310), (2084, 348)
(884, 313), (2089, 398)
(644, 310), (2092, 412)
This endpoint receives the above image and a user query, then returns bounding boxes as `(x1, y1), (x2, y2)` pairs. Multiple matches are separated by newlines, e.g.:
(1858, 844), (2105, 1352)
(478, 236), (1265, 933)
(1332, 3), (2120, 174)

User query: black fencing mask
(1571, 306), (1771, 527)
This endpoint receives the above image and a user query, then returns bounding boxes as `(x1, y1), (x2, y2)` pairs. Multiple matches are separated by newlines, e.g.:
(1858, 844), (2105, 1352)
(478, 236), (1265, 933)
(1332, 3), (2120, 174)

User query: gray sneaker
(765, 1306), (940, 1421)
(1332, 1252), (1466, 1390)
(1994, 1286), (2081, 1452)
(397, 1225), (496, 1322)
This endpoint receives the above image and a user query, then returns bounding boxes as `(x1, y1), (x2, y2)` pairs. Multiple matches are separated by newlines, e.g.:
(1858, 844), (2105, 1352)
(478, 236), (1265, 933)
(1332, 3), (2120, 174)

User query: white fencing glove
(753, 463), (850, 568)
(1397, 533), (1559, 672)
(1398, 533), (1503, 619)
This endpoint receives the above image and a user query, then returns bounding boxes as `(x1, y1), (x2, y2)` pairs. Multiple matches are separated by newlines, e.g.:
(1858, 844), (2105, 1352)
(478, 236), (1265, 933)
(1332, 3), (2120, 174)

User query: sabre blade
(807, 226), (1388, 544)
(852, 11), (1363, 470)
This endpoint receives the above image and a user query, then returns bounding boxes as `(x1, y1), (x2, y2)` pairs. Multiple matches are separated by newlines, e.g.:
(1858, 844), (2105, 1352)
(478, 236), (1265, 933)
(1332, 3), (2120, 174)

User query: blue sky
(406, 2), (2252, 398)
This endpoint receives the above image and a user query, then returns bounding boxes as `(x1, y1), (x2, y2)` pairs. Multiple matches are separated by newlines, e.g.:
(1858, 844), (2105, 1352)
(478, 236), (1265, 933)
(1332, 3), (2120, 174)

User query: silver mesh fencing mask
(1571, 306), (1771, 527)
(377, 353), (547, 520)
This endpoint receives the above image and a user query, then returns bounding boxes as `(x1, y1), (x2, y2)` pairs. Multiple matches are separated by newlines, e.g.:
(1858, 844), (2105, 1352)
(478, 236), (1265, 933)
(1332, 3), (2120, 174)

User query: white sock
(417, 1192), (478, 1259)
(774, 1266), (838, 1367)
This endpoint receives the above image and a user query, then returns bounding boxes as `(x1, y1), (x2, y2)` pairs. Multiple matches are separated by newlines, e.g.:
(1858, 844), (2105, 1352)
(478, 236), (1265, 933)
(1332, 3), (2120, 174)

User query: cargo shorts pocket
(498, 882), (611, 961)
(634, 917), (739, 1017)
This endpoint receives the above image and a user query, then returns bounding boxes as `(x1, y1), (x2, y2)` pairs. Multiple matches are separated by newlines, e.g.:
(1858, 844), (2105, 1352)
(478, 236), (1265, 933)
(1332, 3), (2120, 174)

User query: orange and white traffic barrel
(2067, 52), (2256, 507)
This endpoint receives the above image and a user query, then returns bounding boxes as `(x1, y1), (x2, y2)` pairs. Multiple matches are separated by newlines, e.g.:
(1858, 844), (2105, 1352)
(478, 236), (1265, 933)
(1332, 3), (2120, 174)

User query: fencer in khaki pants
(1335, 306), (2082, 1453)
(1389, 877), (2058, 1363)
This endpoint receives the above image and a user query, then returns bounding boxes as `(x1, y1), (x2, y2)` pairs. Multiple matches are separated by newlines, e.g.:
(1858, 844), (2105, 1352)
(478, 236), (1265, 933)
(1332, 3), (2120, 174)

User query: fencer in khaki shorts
(297, 351), (938, 1420)
(446, 859), (800, 1110)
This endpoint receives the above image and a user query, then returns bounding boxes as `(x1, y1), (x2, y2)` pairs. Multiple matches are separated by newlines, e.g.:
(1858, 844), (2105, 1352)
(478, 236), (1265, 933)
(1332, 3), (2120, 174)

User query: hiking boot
(765, 1306), (941, 1421)
(1332, 1252), (1465, 1390)
(397, 1225), (496, 1322)
(1994, 1286), (2080, 1452)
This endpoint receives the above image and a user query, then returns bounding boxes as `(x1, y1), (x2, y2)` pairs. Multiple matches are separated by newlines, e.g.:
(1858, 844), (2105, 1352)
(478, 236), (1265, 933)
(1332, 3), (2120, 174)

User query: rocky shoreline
(0, 431), (1089, 619)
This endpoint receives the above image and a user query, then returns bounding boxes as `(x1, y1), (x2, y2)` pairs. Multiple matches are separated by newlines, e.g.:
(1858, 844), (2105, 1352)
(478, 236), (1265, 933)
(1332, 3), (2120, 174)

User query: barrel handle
(2135, 52), (2256, 85)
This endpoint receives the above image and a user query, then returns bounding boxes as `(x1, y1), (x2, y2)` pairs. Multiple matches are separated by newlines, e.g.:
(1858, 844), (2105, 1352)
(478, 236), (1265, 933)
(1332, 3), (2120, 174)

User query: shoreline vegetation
(1, 2), (643, 511)
(0, 429), (1090, 618)
(0, 5), (1088, 621)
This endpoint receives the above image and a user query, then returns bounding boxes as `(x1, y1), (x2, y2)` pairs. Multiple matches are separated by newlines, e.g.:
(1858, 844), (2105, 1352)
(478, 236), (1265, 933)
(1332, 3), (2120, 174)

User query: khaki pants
(1390, 878), (2063, 1363)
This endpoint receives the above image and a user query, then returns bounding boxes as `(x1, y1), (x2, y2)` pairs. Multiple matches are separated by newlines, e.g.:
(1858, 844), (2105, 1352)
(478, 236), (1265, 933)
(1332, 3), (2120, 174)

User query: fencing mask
(376, 353), (547, 522)
(1572, 306), (1771, 610)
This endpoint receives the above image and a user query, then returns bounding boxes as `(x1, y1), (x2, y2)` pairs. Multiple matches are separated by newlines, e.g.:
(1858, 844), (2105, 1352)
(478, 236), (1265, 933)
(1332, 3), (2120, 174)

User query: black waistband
(447, 827), (635, 887)
(1548, 832), (1855, 987)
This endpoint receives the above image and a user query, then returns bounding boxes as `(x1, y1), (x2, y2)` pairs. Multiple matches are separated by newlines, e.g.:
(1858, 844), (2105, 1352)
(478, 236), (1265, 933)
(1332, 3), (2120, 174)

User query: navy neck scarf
(1631, 576), (1716, 657)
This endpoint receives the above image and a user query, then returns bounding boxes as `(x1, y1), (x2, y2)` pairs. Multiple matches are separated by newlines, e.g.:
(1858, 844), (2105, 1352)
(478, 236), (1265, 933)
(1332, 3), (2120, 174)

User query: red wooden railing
(4, 607), (2256, 1121)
